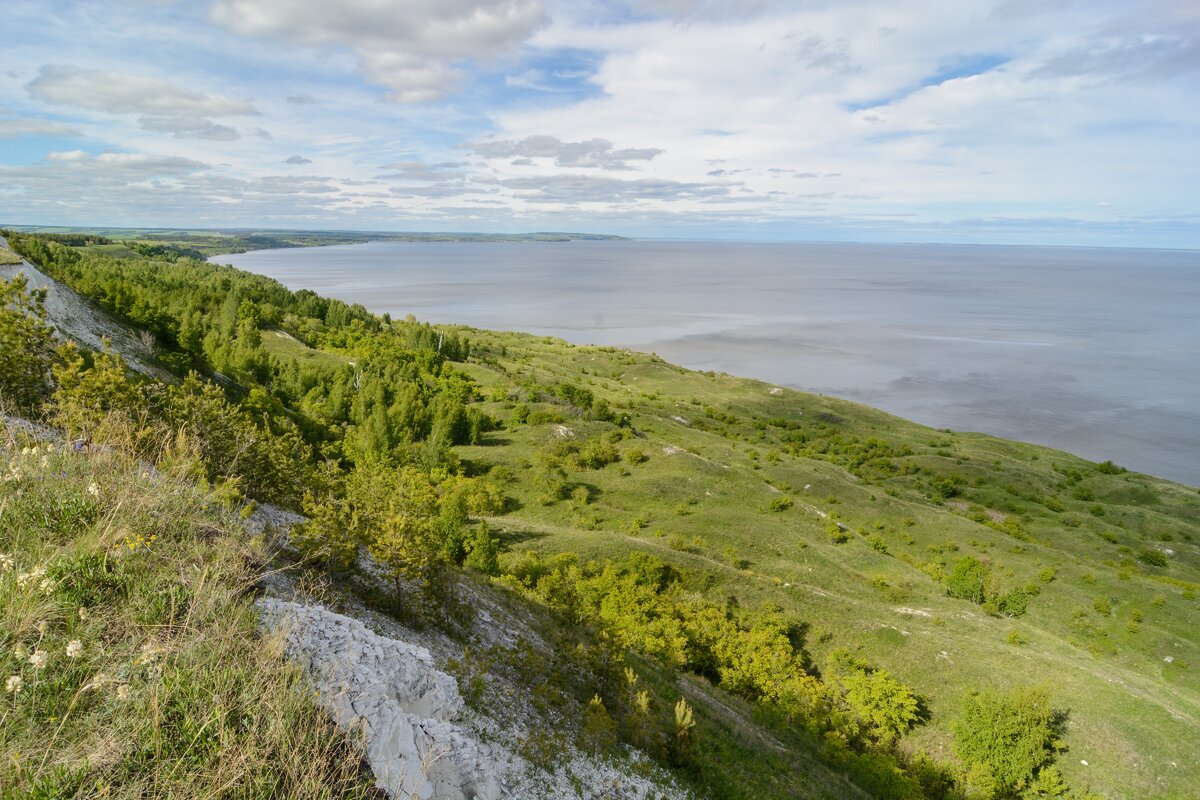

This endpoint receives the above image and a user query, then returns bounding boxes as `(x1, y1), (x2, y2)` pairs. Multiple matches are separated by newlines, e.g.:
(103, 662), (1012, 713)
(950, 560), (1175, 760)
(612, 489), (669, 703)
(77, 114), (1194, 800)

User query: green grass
(442, 328), (1200, 799)
(0, 248), (22, 266)
(76, 244), (140, 259)
(0, 421), (372, 799)
(260, 327), (353, 369)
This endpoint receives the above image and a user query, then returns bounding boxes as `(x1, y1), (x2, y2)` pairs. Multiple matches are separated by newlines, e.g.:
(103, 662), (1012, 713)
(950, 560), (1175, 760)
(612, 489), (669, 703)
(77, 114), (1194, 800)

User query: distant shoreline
(0, 225), (629, 257)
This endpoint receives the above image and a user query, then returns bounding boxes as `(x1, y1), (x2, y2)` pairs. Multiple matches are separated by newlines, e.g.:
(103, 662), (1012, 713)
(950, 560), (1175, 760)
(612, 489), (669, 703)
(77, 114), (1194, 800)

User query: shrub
(576, 695), (618, 756)
(952, 686), (1061, 796)
(1137, 548), (1168, 567)
(945, 556), (991, 604)
(572, 439), (620, 469)
(768, 495), (794, 512)
(625, 447), (648, 465)
(998, 588), (1029, 617)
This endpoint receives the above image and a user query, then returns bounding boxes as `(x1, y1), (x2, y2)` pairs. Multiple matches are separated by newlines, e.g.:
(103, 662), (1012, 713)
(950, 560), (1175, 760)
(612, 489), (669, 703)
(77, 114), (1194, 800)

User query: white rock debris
(257, 597), (688, 800)
(257, 598), (502, 800)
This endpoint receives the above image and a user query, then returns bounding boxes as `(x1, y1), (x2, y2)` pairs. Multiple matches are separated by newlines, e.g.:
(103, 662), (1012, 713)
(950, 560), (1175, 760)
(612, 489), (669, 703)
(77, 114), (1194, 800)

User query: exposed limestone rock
(256, 598), (502, 800)
(0, 237), (172, 382)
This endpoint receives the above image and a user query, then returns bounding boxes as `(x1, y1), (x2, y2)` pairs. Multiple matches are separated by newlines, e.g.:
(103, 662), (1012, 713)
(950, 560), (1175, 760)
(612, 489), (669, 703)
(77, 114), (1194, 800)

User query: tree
(463, 522), (500, 575)
(952, 686), (1062, 798)
(829, 652), (922, 745)
(51, 340), (143, 437)
(361, 467), (444, 592)
(0, 275), (56, 411)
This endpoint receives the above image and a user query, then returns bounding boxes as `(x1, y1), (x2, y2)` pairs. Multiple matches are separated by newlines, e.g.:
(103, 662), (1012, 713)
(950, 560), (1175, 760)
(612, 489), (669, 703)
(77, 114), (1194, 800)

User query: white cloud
(208, 0), (548, 101)
(0, 117), (81, 139)
(471, 135), (663, 170)
(500, 173), (732, 203)
(26, 64), (258, 116)
(138, 115), (241, 140)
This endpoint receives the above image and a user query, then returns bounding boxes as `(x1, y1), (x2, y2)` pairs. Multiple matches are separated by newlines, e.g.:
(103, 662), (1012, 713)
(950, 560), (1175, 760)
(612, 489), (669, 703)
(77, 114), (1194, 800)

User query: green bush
(625, 447), (648, 465)
(1137, 548), (1168, 567)
(768, 495), (794, 512)
(952, 686), (1061, 797)
(945, 556), (991, 604)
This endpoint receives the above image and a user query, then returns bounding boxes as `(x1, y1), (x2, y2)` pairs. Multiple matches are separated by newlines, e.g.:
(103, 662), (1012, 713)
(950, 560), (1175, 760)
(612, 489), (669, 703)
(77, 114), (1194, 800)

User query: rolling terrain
(2, 232), (1196, 799)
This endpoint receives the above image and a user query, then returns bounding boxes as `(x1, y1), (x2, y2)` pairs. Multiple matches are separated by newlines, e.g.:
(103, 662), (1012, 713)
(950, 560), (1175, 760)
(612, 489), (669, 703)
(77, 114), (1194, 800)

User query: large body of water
(219, 240), (1200, 486)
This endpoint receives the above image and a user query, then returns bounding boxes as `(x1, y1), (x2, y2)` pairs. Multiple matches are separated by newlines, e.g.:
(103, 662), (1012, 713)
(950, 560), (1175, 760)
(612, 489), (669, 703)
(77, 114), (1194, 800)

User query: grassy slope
(260, 327), (353, 369)
(432, 329), (1199, 799)
(12, 232), (1195, 798)
(0, 423), (372, 798)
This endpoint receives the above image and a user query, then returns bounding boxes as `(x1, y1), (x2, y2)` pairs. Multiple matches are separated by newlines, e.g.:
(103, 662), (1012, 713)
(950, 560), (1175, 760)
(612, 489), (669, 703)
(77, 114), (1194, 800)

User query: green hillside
(2, 231), (1196, 800)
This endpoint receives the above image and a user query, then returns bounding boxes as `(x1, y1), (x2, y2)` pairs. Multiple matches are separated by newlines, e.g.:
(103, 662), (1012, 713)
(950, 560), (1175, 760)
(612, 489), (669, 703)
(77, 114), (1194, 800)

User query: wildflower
(29, 650), (48, 669)
(38, 576), (56, 595)
(116, 684), (130, 701)
(87, 482), (100, 497)
(5, 675), (22, 695)
(82, 672), (109, 692)
(36, 620), (48, 636)
(39, 455), (48, 469)
(14, 644), (29, 659)
(66, 640), (83, 658)
(45, 444), (54, 453)
(0, 553), (13, 571)
(137, 643), (160, 665)
(16, 568), (46, 589)
(21, 446), (32, 456)
(78, 607), (89, 621)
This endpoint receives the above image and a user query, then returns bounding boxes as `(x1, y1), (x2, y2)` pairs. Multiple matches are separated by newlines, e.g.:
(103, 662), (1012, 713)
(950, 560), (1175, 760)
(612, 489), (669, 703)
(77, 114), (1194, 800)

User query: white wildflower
(78, 606), (89, 621)
(137, 643), (160, 665)
(66, 640), (83, 658)
(28, 649), (48, 669)
(39, 455), (48, 469)
(0, 553), (13, 571)
(5, 675), (22, 695)
(21, 446), (32, 456)
(87, 482), (100, 497)
(116, 684), (130, 701)
(46, 443), (55, 453)
(14, 644), (29, 659)
(81, 672), (109, 692)
(16, 567), (46, 589)
(38, 576), (56, 595)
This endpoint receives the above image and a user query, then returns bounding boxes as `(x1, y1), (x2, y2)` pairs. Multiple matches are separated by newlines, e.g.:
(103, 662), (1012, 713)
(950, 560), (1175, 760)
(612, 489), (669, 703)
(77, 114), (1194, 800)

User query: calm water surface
(219, 241), (1200, 485)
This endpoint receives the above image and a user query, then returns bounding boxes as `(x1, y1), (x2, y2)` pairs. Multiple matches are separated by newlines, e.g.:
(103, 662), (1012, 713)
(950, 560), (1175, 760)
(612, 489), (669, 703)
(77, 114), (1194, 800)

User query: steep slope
(0, 234), (172, 382)
(6, 234), (1196, 800)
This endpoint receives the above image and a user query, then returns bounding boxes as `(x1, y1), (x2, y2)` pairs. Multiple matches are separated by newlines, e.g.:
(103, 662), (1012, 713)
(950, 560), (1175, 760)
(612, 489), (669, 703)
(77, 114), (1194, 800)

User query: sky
(0, 0), (1197, 246)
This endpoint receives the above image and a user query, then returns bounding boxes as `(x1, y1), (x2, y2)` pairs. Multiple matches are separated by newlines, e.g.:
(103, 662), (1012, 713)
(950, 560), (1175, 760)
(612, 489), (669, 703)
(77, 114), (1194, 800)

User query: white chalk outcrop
(256, 598), (503, 800)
